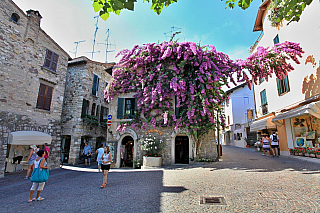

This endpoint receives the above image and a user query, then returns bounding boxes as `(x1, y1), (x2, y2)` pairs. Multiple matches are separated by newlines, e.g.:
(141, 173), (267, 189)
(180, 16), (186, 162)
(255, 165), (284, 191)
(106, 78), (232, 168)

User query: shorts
(84, 155), (91, 159)
(263, 146), (270, 151)
(28, 160), (35, 166)
(271, 145), (279, 148)
(101, 164), (110, 171)
(30, 182), (45, 191)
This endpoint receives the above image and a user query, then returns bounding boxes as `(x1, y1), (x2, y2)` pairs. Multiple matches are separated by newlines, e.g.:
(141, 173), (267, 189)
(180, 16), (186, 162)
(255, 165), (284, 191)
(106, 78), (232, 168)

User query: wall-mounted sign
(107, 115), (112, 120)
(145, 129), (164, 135)
(107, 120), (112, 126)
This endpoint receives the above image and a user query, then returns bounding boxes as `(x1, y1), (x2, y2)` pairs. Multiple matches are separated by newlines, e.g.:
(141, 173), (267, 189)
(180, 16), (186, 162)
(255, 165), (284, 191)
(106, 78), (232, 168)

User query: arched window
(11, 13), (20, 23)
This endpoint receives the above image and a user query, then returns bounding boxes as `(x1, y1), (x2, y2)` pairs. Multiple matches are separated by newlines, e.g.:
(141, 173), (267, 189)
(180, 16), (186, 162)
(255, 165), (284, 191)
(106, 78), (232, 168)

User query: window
(260, 89), (268, 115)
(244, 97), (249, 105)
(81, 99), (90, 118)
(276, 76), (290, 96)
(273, 35), (280, 45)
(43, 49), (59, 72)
(36, 83), (53, 111)
(226, 98), (230, 107)
(228, 116), (230, 125)
(175, 96), (188, 118)
(91, 103), (96, 116)
(235, 124), (241, 130)
(117, 98), (136, 119)
(259, 77), (264, 84)
(100, 106), (109, 122)
(92, 74), (100, 96)
(96, 105), (100, 118)
(11, 13), (20, 23)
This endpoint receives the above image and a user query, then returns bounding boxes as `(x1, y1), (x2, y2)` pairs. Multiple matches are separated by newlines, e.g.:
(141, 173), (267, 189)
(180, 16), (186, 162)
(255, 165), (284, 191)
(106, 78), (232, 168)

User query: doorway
(121, 136), (134, 167)
(61, 136), (71, 163)
(175, 136), (189, 164)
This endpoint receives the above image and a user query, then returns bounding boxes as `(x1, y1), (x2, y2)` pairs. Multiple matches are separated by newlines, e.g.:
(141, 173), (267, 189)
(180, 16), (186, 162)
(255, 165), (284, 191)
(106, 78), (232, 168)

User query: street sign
(107, 120), (112, 126)
(107, 115), (112, 120)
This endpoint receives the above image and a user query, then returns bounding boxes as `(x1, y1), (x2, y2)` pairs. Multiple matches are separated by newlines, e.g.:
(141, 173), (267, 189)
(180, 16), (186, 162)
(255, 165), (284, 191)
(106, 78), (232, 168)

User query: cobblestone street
(1, 146), (320, 213)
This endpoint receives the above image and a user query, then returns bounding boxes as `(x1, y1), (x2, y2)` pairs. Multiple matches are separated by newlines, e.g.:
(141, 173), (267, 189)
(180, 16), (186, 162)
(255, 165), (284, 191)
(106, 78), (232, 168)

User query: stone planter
(143, 156), (162, 167)
(310, 154), (316, 158)
(299, 153), (304, 156)
(304, 153), (310, 157)
(295, 153), (299, 156)
(316, 154), (320, 159)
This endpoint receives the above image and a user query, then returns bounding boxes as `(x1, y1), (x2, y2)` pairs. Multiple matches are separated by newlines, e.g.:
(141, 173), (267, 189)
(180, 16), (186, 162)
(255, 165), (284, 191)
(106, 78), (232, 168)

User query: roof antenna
(69, 40), (86, 58)
(164, 25), (182, 41)
(87, 16), (100, 60)
(97, 29), (116, 63)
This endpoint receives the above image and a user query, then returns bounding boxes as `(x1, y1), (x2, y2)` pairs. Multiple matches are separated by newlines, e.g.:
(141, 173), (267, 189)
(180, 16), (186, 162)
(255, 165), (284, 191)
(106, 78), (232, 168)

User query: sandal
(28, 198), (36, 203)
(36, 197), (45, 201)
(100, 184), (105, 188)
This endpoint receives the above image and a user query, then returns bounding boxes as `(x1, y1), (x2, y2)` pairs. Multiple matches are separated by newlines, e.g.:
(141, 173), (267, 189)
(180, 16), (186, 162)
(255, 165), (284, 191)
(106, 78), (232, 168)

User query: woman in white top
(28, 150), (50, 202)
(100, 146), (112, 188)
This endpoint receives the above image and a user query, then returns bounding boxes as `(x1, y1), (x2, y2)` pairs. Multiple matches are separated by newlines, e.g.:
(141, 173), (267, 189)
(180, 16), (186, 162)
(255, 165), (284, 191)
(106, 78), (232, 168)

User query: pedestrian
(95, 144), (104, 172)
(44, 143), (50, 160)
(270, 131), (280, 157)
(100, 146), (112, 188)
(82, 142), (92, 166)
(13, 145), (25, 164)
(28, 150), (50, 202)
(261, 133), (271, 156)
(24, 145), (39, 179)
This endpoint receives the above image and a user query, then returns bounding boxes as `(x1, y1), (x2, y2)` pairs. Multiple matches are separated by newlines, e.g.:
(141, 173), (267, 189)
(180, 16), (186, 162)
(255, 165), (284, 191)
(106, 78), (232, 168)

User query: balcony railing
(262, 103), (268, 115)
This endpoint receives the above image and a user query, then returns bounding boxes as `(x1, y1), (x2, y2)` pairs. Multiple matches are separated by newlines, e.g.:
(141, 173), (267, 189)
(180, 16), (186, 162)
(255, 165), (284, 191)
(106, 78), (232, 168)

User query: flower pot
(316, 154), (320, 159)
(304, 153), (310, 157)
(143, 156), (162, 167)
(299, 153), (304, 156)
(246, 145), (250, 148)
(310, 154), (316, 158)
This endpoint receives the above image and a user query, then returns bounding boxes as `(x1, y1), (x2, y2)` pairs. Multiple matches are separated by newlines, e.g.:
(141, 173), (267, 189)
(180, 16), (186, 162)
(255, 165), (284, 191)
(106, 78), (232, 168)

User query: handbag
(30, 158), (49, 183)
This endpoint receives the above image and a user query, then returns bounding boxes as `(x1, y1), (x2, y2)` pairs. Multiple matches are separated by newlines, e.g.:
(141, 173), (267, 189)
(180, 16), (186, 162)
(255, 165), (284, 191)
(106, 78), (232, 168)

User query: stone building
(61, 57), (114, 165)
(107, 93), (218, 168)
(0, 0), (71, 177)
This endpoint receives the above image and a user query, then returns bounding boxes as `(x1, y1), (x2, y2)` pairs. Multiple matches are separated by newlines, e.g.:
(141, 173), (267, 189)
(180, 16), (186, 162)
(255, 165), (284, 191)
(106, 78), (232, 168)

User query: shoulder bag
(30, 158), (49, 183)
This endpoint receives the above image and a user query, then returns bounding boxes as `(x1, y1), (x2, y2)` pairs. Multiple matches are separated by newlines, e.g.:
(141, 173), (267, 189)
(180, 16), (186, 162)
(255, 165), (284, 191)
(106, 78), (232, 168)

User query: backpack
(272, 134), (278, 142)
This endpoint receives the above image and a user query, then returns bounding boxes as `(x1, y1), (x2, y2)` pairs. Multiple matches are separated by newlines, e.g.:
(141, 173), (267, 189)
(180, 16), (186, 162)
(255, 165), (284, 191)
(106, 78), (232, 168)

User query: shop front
(272, 102), (320, 150)
(5, 131), (52, 173)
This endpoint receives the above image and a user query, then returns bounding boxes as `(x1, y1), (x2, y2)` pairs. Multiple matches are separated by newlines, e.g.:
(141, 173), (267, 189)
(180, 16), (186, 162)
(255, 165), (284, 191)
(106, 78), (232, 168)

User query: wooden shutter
(175, 96), (180, 118)
(81, 99), (87, 118)
(50, 53), (59, 71)
(276, 78), (282, 96)
(44, 49), (52, 69)
(92, 75), (98, 96)
(100, 106), (104, 122)
(284, 76), (289, 92)
(117, 98), (124, 119)
(36, 84), (53, 110)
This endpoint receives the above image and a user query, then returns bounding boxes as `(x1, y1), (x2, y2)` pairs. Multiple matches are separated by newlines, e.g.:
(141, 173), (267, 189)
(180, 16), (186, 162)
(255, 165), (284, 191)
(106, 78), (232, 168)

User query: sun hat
(30, 145), (37, 149)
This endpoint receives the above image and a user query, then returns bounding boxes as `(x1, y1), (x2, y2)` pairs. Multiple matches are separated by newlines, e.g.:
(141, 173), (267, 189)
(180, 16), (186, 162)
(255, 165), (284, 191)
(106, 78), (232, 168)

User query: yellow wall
(277, 119), (288, 151)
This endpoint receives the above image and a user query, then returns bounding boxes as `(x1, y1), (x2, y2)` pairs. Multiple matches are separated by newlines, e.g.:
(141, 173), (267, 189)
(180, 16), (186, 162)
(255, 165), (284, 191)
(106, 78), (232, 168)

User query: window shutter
(50, 53), (59, 71)
(96, 105), (100, 118)
(44, 86), (53, 110)
(92, 75), (98, 96)
(81, 99), (87, 118)
(117, 98), (124, 119)
(100, 106), (104, 122)
(36, 84), (46, 109)
(175, 96), (180, 118)
(284, 76), (289, 92)
(276, 78), (282, 96)
(44, 49), (52, 69)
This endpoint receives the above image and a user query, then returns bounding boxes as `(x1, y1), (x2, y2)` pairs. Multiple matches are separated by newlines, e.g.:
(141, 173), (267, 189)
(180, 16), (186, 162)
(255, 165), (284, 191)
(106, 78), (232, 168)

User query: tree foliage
(92, 0), (313, 25)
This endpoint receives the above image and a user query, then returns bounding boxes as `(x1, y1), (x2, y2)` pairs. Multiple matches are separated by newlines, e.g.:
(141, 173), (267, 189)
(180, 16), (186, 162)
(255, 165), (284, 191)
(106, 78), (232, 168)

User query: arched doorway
(121, 136), (134, 167)
(175, 136), (189, 164)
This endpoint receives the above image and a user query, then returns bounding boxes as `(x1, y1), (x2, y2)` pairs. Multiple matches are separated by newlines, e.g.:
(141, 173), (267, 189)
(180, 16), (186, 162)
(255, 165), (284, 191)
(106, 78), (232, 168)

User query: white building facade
(250, 0), (320, 156)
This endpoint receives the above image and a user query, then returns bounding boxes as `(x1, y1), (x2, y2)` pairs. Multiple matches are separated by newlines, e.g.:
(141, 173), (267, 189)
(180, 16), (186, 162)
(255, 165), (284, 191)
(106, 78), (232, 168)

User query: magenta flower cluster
(105, 41), (304, 134)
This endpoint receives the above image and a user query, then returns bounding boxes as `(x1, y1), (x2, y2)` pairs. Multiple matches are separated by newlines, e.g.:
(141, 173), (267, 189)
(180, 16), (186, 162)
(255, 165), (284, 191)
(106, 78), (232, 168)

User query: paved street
(1, 146), (320, 213)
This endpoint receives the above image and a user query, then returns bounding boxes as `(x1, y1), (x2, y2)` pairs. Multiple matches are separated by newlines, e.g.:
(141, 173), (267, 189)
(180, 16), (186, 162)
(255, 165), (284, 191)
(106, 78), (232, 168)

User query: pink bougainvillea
(105, 41), (303, 151)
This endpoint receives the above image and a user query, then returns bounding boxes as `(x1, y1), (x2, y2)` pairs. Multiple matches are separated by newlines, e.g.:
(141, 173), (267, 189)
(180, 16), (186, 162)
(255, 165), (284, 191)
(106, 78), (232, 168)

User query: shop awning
(250, 115), (276, 132)
(272, 102), (320, 122)
(8, 131), (52, 145)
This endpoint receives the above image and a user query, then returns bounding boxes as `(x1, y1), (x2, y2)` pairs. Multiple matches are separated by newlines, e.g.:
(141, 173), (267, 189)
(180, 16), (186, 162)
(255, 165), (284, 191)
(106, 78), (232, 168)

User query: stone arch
(170, 129), (193, 164)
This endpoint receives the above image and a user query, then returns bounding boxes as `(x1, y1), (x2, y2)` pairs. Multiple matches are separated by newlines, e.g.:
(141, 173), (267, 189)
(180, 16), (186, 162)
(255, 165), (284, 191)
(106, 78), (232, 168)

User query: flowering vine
(105, 41), (304, 156)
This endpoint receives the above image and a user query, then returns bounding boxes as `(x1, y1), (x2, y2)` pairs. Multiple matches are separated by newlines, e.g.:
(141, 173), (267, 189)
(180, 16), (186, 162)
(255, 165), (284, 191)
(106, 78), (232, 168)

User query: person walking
(261, 134), (271, 156)
(95, 144), (104, 172)
(270, 131), (280, 157)
(24, 145), (39, 179)
(28, 150), (50, 202)
(100, 146), (112, 188)
(82, 142), (92, 166)
(44, 143), (50, 160)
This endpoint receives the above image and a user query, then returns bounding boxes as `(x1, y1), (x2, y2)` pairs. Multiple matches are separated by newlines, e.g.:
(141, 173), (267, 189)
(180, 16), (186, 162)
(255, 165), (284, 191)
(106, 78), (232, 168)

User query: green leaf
(100, 11), (110, 21)
(92, 1), (104, 12)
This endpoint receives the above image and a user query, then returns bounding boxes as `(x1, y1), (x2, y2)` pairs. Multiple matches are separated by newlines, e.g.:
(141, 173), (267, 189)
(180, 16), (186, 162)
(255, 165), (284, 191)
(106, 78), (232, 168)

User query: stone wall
(62, 57), (113, 164)
(0, 0), (69, 177)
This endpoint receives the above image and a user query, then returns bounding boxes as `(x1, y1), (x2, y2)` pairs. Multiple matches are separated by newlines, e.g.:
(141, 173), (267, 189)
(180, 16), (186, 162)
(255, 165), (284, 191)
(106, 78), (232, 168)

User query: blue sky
(13, 0), (262, 63)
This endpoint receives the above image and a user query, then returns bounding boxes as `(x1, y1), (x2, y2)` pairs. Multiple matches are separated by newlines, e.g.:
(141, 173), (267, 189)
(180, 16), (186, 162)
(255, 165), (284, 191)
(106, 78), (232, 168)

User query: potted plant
(243, 137), (250, 148)
(133, 158), (142, 169)
(308, 148), (316, 158)
(140, 135), (165, 167)
(315, 150), (320, 158)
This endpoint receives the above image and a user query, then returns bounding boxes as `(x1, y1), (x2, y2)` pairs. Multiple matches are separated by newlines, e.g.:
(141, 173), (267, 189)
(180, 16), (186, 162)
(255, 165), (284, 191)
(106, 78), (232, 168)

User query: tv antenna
(164, 25), (182, 41)
(87, 16), (100, 60)
(97, 29), (116, 63)
(69, 40), (86, 58)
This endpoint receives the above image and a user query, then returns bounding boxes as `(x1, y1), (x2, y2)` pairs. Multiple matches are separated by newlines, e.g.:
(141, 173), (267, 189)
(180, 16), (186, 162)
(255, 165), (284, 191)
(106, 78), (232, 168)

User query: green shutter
(284, 76), (289, 92)
(92, 75), (98, 96)
(81, 99), (87, 118)
(276, 78), (282, 96)
(117, 98), (124, 119)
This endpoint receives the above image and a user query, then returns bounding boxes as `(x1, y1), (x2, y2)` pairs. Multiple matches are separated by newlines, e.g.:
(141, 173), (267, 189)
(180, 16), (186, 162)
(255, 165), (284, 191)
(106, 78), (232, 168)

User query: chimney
(24, 10), (42, 42)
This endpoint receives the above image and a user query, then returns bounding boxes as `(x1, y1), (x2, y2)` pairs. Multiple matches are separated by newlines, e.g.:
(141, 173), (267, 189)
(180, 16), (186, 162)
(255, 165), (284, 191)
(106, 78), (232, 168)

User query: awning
(250, 115), (276, 132)
(8, 131), (52, 145)
(272, 102), (320, 122)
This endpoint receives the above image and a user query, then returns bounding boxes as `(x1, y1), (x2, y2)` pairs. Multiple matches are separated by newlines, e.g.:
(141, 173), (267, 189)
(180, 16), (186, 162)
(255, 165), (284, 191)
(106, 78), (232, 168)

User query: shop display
(295, 137), (306, 147)
(292, 115), (320, 148)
